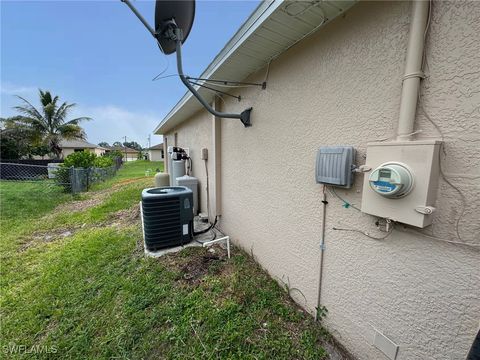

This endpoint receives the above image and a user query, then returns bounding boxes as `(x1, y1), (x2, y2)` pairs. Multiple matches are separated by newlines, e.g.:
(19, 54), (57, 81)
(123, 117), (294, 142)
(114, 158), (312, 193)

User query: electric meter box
(361, 140), (441, 228)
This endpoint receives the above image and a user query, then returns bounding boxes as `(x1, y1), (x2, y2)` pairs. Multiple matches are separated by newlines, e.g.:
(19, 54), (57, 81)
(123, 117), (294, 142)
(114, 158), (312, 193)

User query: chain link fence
(0, 157), (122, 194)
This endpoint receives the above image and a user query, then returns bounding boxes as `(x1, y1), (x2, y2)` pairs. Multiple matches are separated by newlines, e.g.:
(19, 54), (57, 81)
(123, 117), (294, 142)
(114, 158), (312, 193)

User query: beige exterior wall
(94, 148), (106, 156)
(123, 154), (138, 161)
(163, 2), (480, 359)
(164, 110), (213, 215)
(61, 147), (94, 158)
(148, 149), (164, 162)
(61, 147), (105, 158)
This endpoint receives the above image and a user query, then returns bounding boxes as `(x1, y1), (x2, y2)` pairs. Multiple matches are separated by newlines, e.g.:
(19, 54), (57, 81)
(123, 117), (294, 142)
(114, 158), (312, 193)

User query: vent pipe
(396, 0), (430, 141)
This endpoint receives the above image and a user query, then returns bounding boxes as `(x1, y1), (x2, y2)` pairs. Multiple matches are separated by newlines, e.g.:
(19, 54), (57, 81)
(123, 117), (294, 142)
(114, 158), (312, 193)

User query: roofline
(148, 143), (164, 150)
(154, 0), (283, 134)
(61, 143), (98, 149)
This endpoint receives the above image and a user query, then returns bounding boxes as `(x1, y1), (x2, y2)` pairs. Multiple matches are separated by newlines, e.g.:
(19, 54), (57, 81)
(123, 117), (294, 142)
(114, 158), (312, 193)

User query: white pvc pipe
(202, 236), (231, 259)
(396, 0), (430, 141)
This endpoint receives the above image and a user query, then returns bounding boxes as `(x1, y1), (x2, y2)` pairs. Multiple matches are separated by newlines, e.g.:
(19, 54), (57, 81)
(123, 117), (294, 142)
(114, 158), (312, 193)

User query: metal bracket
(121, 0), (253, 127)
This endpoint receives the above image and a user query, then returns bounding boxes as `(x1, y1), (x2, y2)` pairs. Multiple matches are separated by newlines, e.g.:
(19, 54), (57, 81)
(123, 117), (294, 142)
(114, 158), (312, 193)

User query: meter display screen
(379, 169), (391, 180)
(369, 163), (414, 198)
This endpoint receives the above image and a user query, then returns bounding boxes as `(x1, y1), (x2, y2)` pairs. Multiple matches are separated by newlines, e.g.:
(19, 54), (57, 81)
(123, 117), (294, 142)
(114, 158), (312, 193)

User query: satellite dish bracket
(121, 0), (252, 127)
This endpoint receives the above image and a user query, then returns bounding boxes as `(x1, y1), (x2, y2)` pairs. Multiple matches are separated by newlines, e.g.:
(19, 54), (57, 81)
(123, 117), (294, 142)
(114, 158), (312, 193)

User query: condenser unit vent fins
(315, 146), (355, 188)
(141, 187), (193, 251)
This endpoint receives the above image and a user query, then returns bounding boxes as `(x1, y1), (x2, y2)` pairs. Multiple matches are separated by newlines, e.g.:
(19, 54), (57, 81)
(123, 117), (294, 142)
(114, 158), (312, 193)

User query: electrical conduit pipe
(396, 0), (430, 141)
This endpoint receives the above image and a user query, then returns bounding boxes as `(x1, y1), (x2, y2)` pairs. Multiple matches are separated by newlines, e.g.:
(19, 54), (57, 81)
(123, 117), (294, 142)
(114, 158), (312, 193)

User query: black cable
(186, 76), (263, 87)
(195, 227), (217, 245)
(193, 216), (218, 236)
(187, 80), (241, 101)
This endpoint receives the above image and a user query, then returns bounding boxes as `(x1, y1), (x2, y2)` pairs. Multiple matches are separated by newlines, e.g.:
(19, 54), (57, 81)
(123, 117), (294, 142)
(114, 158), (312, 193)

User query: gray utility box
(315, 146), (355, 188)
(176, 175), (199, 215)
(141, 187), (193, 251)
(47, 163), (61, 179)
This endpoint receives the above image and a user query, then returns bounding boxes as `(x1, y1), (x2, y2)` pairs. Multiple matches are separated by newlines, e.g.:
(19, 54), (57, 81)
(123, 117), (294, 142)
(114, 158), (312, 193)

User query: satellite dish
(155, 0), (195, 55)
(121, 0), (252, 127)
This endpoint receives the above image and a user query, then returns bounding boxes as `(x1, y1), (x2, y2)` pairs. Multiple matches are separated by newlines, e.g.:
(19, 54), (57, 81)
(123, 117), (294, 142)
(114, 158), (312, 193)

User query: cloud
(73, 105), (163, 146)
(0, 82), (37, 95)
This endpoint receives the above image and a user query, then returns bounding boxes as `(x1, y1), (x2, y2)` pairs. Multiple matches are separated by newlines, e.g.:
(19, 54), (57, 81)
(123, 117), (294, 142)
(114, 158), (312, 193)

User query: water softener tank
(167, 146), (174, 186)
(172, 159), (186, 186)
(154, 172), (170, 187)
(176, 175), (199, 215)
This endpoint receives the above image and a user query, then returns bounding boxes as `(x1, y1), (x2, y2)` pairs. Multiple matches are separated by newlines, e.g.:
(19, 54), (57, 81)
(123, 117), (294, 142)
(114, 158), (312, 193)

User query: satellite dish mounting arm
(170, 27), (252, 127)
(120, 0), (252, 127)
(120, 0), (157, 38)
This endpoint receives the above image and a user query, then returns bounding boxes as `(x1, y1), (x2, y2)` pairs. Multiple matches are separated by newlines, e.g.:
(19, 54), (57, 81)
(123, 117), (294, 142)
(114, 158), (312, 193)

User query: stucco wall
(148, 149), (164, 161)
(61, 148), (95, 158)
(164, 109), (213, 215)
(94, 148), (106, 156)
(163, 2), (480, 359)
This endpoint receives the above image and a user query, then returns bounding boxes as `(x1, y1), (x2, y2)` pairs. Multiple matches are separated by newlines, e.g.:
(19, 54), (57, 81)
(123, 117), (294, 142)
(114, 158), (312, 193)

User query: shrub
(63, 151), (97, 168)
(94, 156), (113, 168)
(103, 150), (123, 159)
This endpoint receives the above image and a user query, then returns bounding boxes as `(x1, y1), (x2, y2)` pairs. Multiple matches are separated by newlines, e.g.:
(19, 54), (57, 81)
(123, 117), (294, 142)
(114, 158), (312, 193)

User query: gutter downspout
(396, 0), (430, 141)
(315, 185), (327, 321)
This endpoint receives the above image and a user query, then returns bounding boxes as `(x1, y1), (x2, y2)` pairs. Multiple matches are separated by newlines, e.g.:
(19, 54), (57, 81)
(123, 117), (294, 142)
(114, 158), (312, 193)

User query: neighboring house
(147, 143), (164, 161)
(107, 146), (139, 161)
(60, 139), (106, 158)
(153, 1), (480, 359)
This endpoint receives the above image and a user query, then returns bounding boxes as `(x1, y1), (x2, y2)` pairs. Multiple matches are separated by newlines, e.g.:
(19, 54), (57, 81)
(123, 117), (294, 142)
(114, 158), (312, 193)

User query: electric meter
(368, 162), (413, 198)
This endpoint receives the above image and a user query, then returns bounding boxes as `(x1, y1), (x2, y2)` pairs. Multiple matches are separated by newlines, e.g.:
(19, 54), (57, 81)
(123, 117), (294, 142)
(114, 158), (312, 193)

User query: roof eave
(154, 0), (358, 134)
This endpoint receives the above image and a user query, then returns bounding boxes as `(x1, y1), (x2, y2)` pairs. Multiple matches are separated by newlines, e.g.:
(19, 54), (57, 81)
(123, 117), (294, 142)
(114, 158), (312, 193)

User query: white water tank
(172, 160), (186, 186)
(167, 146), (174, 185)
(154, 172), (170, 187)
(176, 175), (199, 215)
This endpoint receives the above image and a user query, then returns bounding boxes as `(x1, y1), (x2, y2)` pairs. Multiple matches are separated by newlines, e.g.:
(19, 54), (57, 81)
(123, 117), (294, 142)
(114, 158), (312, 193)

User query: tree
(98, 141), (110, 148)
(0, 116), (36, 159)
(112, 141), (123, 147)
(12, 90), (91, 158)
(30, 144), (51, 159)
(123, 141), (142, 151)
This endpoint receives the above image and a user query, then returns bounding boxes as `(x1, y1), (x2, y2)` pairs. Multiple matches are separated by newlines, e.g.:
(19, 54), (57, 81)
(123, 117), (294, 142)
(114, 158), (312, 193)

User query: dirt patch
(180, 253), (222, 283)
(51, 177), (147, 215)
(20, 204), (142, 252)
(53, 190), (110, 214)
(160, 246), (228, 285)
(108, 204), (140, 228)
(113, 177), (146, 187)
(20, 226), (82, 252)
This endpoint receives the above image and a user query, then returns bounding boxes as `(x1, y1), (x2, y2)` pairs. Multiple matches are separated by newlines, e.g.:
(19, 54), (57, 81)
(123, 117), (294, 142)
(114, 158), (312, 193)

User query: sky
(0, 0), (260, 148)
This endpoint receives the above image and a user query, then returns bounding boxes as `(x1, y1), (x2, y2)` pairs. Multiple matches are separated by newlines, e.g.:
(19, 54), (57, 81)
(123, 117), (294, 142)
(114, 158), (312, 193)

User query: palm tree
(13, 90), (91, 158)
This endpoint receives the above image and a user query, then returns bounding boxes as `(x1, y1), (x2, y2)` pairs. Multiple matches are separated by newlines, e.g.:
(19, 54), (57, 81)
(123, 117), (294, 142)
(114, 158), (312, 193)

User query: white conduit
(396, 0), (430, 141)
(202, 236), (231, 259)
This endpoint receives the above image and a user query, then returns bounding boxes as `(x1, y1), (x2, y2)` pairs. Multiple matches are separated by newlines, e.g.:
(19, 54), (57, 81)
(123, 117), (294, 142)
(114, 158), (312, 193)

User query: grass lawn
(0, 161), (333, 359)
(94, 160), (164, 188)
